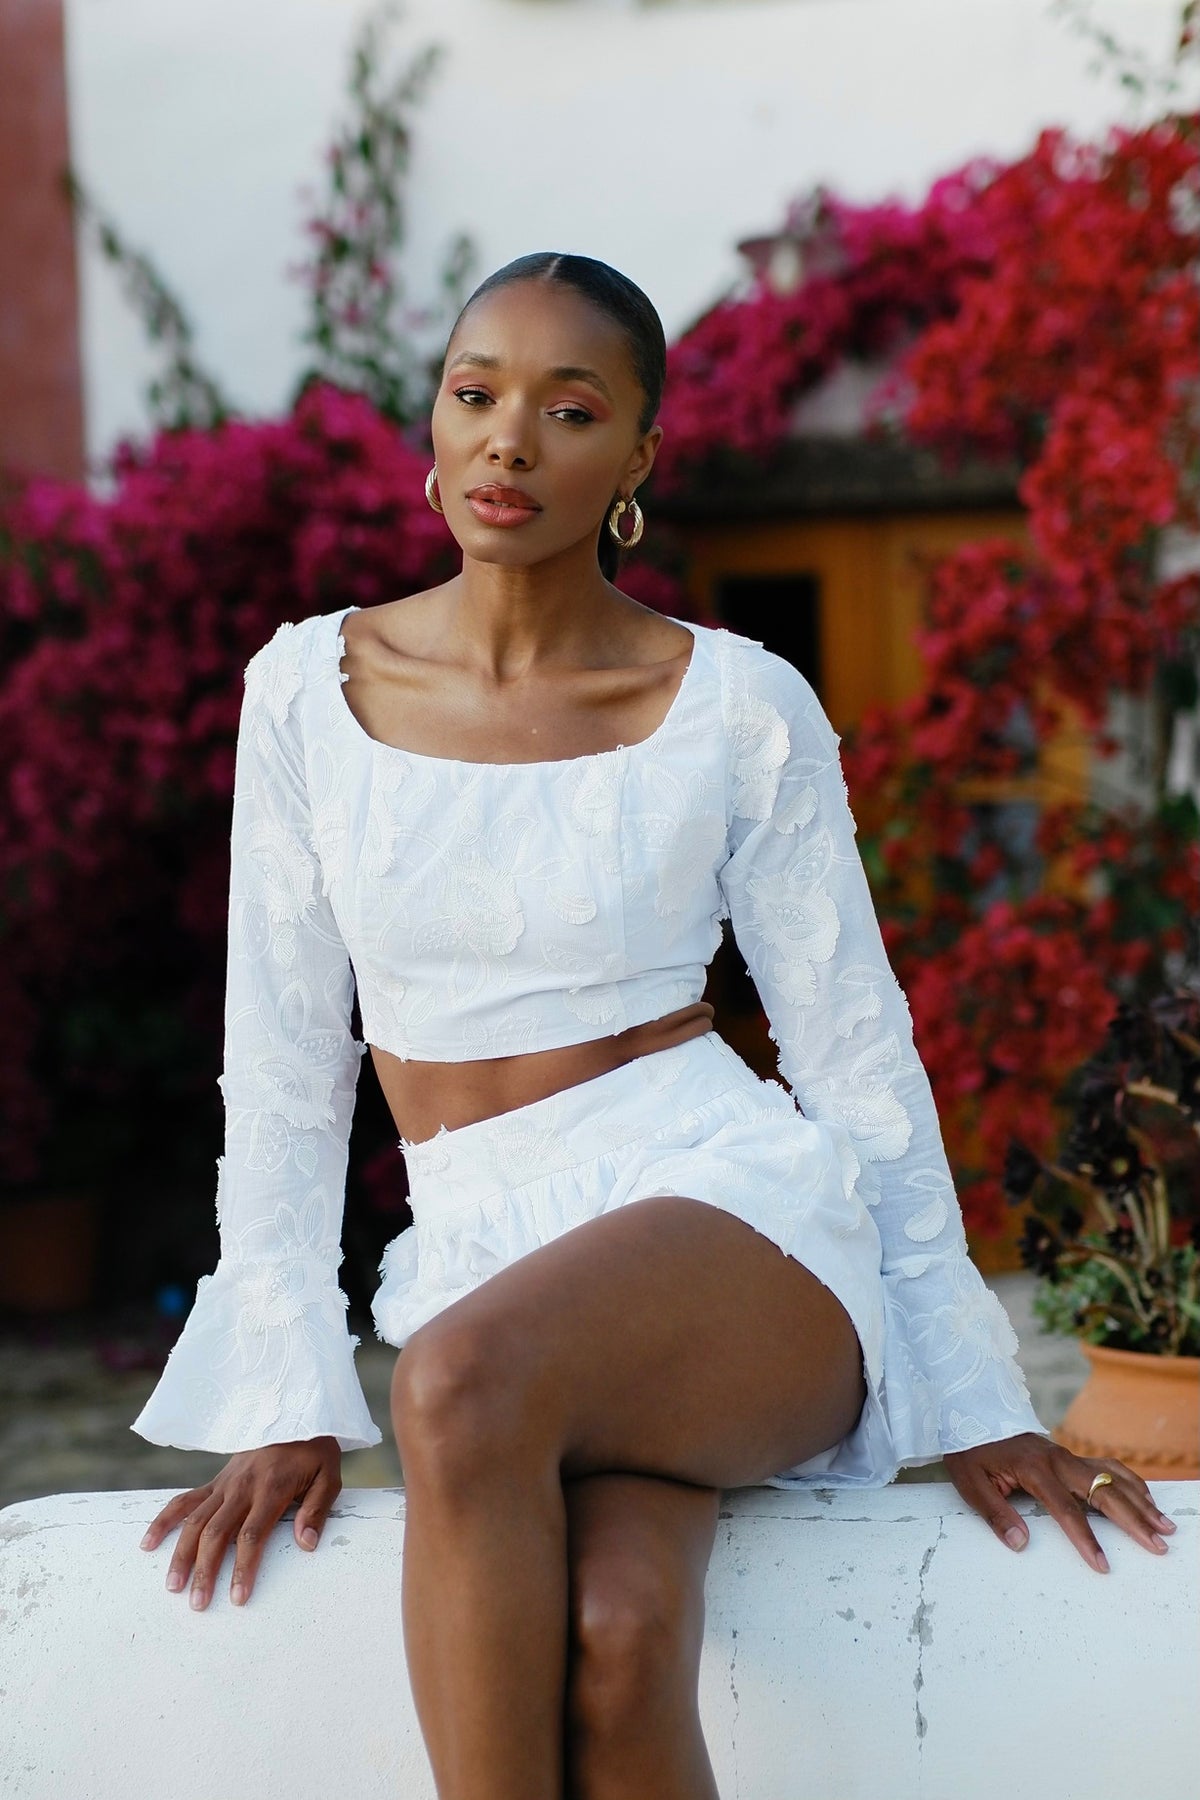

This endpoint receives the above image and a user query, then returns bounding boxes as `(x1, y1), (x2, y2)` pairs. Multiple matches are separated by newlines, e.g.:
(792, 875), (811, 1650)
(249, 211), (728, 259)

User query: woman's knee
(390, 1312), (541, 1482)
(567, 1549), (703, 1739)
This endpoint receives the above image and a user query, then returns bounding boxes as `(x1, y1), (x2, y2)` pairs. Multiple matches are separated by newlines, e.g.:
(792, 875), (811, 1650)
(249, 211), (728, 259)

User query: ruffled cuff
(130, 1255), (383, 1454)
(881, 1255), (1052, 1468)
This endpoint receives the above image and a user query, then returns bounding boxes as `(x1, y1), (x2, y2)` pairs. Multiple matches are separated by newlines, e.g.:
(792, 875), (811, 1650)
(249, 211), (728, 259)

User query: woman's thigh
(395, 1195), (867, 1491)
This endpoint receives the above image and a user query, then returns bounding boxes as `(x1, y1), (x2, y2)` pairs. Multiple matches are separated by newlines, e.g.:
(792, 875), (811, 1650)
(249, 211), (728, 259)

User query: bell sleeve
(714, 636), (1050, 1468)
(131, 620), (381, 1454)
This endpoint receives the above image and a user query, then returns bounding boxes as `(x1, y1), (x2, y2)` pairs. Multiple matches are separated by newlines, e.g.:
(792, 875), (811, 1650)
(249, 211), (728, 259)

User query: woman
(134, 253), (1175, 1800)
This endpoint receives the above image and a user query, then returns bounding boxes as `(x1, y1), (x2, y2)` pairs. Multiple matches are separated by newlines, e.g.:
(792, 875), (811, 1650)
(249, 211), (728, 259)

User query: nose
(485, 402), (536, 470)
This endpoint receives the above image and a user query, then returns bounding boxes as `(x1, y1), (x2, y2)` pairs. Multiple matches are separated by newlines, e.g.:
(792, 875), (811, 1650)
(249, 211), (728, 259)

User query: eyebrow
(446, 350), (614, 403)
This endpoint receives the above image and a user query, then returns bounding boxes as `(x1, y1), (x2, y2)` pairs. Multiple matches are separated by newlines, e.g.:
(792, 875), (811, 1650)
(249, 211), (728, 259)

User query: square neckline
(329, 602), (702, 771)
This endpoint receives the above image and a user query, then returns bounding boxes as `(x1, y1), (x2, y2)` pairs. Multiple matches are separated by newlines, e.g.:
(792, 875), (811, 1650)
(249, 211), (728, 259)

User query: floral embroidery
(798, 1033), (915, 1163)
(243, 620), (306, 756)
(413, 850), (525, 961)
(743, 840), (841, 1006)
(727, 690), (791, 821)
(832, 963), (888, 1037)
(360, 756), (412, 883)
(206, 1383), (284, 1446)
(897, 1166), (956, 1243)
(534, 855), (599, 925)
(563, 980), (623, 1028)
(626, 766), (727, 919)
(772, 775), (822, 836)
(234, 1263), (308, 1336)
(948, 1277), (1021, 1364)
(487, 1118), (568, 1189)
(562, 758), (623, 845)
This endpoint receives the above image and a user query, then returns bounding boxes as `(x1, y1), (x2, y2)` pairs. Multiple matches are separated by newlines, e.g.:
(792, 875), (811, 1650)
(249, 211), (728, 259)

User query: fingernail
(166, 1570), (184, 1592)
(231, 1583), (246, 1606)
(1094, 1549), (1110, 1573)
(140, 1532), (153, 1550)
(301, 1527), (318, 1550)
(1151, 1533), (1168, 1552)
(189, 1587), (205, 1610)
(1156, 1514), (1176, 1531)
(1004, 1526), (1026, 1550)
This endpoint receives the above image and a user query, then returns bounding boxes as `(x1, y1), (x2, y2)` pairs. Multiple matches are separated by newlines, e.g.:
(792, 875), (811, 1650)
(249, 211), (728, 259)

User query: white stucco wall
(63, 0), (1196, 471)
(3, 1480), (1197, 1799)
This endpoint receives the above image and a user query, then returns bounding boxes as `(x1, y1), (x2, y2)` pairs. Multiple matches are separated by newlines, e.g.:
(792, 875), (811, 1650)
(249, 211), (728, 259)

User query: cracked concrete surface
(2, 1482), (1196, 1799)
(908, 1515), (945, 1747)
(727, 1622), (741, 1799)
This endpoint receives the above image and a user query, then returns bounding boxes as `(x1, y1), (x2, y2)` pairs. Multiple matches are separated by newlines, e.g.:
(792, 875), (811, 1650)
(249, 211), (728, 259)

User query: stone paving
(0, 1272), (1089, 1513)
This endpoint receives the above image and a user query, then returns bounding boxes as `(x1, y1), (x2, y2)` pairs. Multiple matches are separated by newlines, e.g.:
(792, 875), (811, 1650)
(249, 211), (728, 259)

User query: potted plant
(1003, 983), (1200, 1478)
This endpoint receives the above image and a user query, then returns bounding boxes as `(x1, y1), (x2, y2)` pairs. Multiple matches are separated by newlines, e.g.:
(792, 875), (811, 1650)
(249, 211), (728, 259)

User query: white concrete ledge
(2, 1481), (1196, 1799)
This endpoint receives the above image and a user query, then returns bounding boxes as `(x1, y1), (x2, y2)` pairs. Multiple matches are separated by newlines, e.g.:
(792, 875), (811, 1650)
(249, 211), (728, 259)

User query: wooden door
(687, 508), (1085, 1268)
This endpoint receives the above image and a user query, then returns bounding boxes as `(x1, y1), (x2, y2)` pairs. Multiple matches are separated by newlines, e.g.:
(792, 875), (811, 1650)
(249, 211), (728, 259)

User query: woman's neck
(443, 547), (618, 679)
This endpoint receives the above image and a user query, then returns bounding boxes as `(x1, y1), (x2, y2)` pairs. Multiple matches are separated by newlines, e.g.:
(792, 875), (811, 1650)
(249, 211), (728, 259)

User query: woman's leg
(391, 1196), (867, 1800)
(562, 1471), (722, 1800)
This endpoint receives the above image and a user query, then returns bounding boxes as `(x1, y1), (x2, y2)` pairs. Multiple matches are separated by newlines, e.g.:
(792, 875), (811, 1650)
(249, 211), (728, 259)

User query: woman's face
(429, 279), (662, 568)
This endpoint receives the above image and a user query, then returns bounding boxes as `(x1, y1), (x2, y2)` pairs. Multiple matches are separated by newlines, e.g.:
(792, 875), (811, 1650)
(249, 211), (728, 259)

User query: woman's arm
(713, 636), (1179, 1568)
(713, 634), (1048, 1467)
(131, 619), (381, 1456)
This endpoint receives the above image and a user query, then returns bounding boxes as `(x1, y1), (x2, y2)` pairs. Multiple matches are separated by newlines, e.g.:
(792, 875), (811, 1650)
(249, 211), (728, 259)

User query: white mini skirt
(371, 1030), (898, 1488)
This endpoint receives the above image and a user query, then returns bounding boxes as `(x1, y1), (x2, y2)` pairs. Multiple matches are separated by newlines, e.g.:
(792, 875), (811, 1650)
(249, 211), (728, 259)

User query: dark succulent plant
(1003, 983), (1200, 1356)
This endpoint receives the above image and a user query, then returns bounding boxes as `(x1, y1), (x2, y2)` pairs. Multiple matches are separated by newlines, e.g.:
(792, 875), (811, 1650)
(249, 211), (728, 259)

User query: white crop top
(129, 602), (1047, 1460)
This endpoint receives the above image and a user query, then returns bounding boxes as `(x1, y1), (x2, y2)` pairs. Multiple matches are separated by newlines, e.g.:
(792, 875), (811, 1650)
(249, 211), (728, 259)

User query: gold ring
(1087, 1471), (1114, 1507)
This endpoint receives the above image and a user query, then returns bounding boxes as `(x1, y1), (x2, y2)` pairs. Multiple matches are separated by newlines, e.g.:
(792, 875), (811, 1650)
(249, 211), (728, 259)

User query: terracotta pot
(1053, 1341), (1200, 1481)
(0, 1187), (100, 1313)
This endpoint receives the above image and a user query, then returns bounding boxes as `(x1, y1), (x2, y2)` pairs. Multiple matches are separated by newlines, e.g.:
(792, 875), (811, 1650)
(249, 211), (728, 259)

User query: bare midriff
(369, 1001), (715, 1145)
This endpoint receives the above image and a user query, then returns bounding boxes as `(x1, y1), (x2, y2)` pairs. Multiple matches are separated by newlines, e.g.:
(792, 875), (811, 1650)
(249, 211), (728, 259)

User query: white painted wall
(2, 1480), (1197, 1798)
(63, 0), (1196, 473)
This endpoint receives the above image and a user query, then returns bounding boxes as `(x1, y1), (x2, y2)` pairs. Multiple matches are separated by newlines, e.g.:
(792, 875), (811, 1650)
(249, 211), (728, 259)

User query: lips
(464, 483), (543, 529)
(466, 484), (542, 509)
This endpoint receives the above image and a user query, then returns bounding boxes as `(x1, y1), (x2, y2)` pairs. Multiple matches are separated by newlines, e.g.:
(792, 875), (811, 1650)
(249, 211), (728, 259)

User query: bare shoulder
(599, 597), (695, 674)
(338, 589), (453, 670)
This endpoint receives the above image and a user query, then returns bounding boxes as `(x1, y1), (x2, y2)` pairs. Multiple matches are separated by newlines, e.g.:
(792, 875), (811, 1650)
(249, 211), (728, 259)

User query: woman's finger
(226, 1499), (289, 1607)
(1063, 1455), (1172, 1557)
(186, 1496), (251, 1612)
(223, 1463), (341, 1604)
(140, 1484), (214, 1553)
(163, 1491), (224, 1599)
(945, 1454), (1033, 1552)
(292, 1464), (342, 1557)
(1107, 1458), (1178, 1534)
(1016, 1454), (1112, 1572)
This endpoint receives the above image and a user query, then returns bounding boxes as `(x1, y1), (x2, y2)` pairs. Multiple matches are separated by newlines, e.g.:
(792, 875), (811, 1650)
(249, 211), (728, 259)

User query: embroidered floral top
(130, 603), (1047, 1464)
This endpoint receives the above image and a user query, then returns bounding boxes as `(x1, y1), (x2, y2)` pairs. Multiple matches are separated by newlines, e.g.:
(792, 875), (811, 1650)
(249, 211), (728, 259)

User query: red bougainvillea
(660, 116), (1200, 1229)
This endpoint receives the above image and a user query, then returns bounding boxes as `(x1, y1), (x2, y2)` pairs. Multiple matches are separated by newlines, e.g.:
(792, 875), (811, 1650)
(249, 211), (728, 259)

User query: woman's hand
(138, 1435), (343, 1610)
(943, 1432), (1177, 1573)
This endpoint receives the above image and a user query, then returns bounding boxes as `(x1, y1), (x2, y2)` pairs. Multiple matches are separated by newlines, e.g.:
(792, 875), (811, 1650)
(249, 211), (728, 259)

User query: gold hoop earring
(425, 465), (444, 514)
(607, 495), (644, 549)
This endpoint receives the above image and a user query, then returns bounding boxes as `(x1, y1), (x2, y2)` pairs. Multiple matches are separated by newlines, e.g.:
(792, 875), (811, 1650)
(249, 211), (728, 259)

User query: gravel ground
(0, 1272), (1088, 1512)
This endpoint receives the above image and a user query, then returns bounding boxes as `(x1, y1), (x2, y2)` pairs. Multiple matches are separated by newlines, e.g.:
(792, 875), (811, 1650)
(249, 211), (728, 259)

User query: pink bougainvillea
(653, 162), (1004, 488)
(0, 382), (457, 1186)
